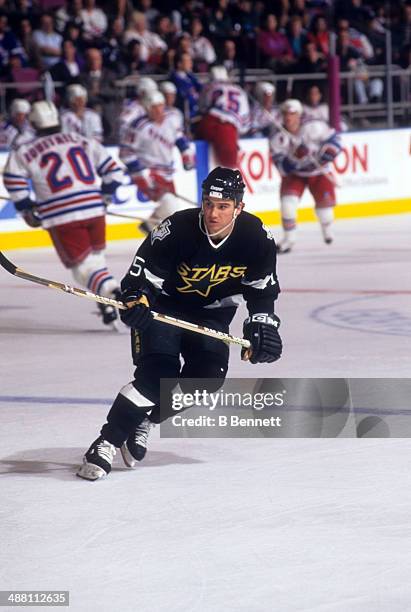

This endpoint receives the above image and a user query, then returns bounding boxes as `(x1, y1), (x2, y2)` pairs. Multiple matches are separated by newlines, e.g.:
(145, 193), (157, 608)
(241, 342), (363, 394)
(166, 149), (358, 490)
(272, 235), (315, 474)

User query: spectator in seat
(208, 0), (234, 41)
(122, 39), (147, 77)
(337, 28), (383, 105)
(80, 47), (120, 143)
(189, 17), (216, 71)
(307, 15), (330, 57)
(136, 0), (160, 31)
(50, 39), (83, 95)
(302, 84), (329, 122)
(221, 39), (242, 74)
(155, 14), (175, 50)
(123, 11), (167, 66)
(287, 15), (308, 61)
(302, 83), (350, 131)
(102, 17), (126, 73)
(170, 51), (202, 122)
(32, 13), (63, 69)
(80, 0), (108, 43)
(18, 18), (40, 69)
(55, 0), (83, 34)
(0, 10), (27, 75)
(257, 13), (293, 71)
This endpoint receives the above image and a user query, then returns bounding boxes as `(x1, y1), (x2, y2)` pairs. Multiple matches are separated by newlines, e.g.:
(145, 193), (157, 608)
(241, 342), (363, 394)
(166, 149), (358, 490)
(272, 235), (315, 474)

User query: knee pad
(119, 382), (156, 410)
(315, 207), (334, 225)
(181, 352), (228, 393)
(72, 252), (118, 297)
(280, 195), (299, 227)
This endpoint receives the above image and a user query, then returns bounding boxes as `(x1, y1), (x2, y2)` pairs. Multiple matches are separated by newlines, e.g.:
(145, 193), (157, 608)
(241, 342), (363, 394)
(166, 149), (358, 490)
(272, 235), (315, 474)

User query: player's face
(283, 110), (301, 133)
(13, 112), (27, 128)
(72, 96), (86, 113)
(148, 103), (165, 123)
(165, 92), (176, 106)
(202, 195), (242, 238)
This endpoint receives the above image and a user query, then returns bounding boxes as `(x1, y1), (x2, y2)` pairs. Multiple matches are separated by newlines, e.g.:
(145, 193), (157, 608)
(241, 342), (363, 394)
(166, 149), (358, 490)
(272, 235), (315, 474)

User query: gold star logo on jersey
(176, 262), (247, 297)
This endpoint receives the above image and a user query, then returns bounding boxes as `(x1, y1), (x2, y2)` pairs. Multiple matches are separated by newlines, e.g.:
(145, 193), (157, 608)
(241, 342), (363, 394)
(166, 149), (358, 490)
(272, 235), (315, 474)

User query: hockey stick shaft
(0, 251), (250, 349)
(106, 209), (145, 221)
(0, 199), (145, 220)
(174, 192), (198, 207)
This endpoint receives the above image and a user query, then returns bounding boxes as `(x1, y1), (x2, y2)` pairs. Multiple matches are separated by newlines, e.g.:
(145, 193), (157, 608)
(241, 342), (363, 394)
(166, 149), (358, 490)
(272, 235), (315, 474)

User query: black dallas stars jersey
(122, 208), (280, 315)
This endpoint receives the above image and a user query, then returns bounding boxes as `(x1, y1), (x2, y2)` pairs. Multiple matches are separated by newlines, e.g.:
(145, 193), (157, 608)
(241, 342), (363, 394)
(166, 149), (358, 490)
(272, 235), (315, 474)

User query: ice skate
(97, 289), (121, 331)
(77, 436), (117, 481)
(121, 418), (152, 468)
(276, 236), (295, 254)
(321, 225), (334, 245)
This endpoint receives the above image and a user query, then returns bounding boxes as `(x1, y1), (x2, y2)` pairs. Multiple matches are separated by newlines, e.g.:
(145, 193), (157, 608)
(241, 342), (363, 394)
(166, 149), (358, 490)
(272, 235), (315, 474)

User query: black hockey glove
(242, 314), (282, 364)
(119, 289), (153, 331)
(22, 208), (41, 228)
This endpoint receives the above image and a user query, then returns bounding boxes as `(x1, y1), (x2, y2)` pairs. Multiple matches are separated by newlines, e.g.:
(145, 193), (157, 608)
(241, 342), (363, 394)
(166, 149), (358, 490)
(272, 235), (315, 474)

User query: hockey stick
(0, 199), (144, 221)
(174, 192), (198, 207)
(106, 210), (145, 221)
(0, 251), (250, 349)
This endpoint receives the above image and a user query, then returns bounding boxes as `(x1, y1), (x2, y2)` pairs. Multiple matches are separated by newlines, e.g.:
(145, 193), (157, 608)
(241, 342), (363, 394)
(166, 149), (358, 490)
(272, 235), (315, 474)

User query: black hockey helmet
(201, 167), (245, 205)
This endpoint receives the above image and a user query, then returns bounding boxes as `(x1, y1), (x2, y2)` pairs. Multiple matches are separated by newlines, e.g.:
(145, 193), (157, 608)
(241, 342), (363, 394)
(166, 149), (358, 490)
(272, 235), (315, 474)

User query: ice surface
(1, 214), (410, 611)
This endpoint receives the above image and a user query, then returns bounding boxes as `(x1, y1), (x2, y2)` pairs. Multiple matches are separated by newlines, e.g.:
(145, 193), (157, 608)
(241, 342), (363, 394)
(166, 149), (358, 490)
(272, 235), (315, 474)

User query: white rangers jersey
(270, 118), (341, 177)
(0, 120), (35, 149)
(199, 81), (250, 134)
(118, 99), (146, 140)
(4, 132), (123, 229)
(120, 108), (193, 179)
(165, 106), (184, 132)
(249, 102), (281, 136)
(60, 108), (103, 142)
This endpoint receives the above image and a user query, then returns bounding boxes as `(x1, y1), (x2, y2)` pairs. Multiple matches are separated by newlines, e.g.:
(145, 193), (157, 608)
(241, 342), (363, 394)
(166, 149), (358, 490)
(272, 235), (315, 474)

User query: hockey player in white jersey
(120, 90), (196, 232)
(4, 101), (124, 328)
(196, 65), (250, 168)
(118, 76), (158, 142)
(0, 99), (35, 149)
(270, 98), (342, 253)
(60, 84), (103, 142)
(159, 81), (184, 132)
(249, 81), (280, 137)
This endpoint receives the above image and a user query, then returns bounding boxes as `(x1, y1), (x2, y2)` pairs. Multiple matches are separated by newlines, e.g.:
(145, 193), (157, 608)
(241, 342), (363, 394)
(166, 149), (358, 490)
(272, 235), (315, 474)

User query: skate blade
(120, 444), (137, 469)
(76, 461), (108, 481)
(277, 246), (293, 254)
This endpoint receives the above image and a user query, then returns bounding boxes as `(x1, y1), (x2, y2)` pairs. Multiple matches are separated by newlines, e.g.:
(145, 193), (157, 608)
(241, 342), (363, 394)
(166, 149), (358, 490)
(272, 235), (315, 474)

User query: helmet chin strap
(198, 206), (238, 239)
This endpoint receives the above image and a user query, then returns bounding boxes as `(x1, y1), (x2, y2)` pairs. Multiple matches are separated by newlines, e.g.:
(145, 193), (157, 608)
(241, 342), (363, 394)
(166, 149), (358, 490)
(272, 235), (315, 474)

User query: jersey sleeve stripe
(97, 156), (112, 173)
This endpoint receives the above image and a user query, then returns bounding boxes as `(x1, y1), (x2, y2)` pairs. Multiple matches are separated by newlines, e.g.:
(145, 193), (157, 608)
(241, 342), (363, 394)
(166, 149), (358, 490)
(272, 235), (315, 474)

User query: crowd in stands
(1, 0), (411, 141)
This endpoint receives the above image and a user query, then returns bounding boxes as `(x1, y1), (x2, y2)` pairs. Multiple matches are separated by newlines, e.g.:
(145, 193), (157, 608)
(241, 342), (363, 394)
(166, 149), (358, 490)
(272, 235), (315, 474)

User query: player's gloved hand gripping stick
(0, 251), (251, 350)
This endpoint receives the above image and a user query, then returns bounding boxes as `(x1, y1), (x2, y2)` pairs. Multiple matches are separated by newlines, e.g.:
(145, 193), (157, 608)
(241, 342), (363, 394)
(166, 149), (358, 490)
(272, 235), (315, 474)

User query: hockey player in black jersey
(77, 167), (283, 480)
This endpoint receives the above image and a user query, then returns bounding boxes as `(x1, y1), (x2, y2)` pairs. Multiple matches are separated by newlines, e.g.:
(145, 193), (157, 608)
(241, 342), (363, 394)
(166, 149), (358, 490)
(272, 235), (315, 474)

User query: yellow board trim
(1, 198), (410, 251)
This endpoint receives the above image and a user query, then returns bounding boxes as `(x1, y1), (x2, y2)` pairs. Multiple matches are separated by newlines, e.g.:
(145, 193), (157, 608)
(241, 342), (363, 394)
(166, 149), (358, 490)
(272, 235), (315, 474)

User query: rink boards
(1, 128), (411, 250)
